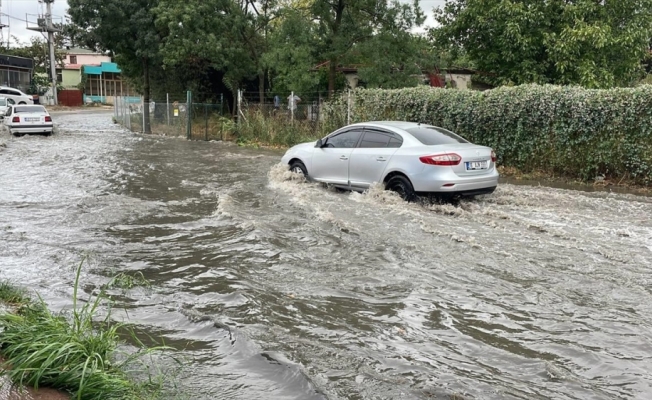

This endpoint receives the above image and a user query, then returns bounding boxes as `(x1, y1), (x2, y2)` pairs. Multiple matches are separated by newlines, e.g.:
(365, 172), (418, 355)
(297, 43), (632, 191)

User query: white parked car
(0, 87), (34, 105)
(280, 121), (499, 201)
(0, 96), (15, 119)
(4, 104), (53, 137)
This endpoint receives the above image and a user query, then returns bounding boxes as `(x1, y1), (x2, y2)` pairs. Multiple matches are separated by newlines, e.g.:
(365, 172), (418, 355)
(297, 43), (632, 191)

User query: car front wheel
(289, 160), (308, 179)
(385, 175), (416, 202)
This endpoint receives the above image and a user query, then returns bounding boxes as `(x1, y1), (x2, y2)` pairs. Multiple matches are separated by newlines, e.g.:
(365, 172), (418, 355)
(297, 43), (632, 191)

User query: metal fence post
(347, 89), (351, 125)
(291, 91), (294, 122)
(186, 90), (192, 140)
(141, 95), (145, 133)
(237, 89), (242, 128)
(220, 93), (224, 116)
(166, 93), (170, 126)
(205, 103), (208, 141)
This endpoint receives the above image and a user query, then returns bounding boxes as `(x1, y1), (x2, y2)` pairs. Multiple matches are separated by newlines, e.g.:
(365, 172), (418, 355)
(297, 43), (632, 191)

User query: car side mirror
(315, 138), (323, 148)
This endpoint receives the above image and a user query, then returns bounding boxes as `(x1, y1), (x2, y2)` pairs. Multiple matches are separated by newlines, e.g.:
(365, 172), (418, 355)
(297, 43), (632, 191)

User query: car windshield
(406, 126), (469, 145)
(14, 106), (46, 114)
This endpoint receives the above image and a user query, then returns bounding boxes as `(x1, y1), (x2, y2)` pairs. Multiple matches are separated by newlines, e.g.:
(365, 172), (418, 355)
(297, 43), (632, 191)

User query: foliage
(0, 260), (175, 399)
(263, 7), (320, 94)
(431, 0), (652, 88)
(341, 85), (652, 184)
(311, 0), (426, 93)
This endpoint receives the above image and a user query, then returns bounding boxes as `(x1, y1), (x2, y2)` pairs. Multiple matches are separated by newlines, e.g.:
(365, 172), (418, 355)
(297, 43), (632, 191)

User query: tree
(155, 0), (289, 103)
(68, 0), (160, 133)
(3, 36), (66, 74)
(311, 0), (425, 95)
(431, 0), (652, 88)
(263, 7), (321, 95)
(355, 32), (432, 89)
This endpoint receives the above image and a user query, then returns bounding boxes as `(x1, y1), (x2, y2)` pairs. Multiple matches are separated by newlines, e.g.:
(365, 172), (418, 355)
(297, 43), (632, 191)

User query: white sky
(1, 0), (444, 45)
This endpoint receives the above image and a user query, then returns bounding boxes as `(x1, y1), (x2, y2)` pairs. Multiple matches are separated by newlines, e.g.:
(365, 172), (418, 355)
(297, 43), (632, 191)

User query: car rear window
(0, 98), (6, 106)
(406, 126), (469, 145)
(14, 106), (46, 113)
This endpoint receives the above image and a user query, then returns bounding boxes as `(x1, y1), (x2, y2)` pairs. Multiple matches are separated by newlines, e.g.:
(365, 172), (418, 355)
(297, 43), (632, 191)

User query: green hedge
(331, 84), (652, 184)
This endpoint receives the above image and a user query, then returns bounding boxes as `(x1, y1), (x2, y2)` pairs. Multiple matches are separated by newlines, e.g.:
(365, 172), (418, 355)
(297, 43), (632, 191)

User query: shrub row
(325, 84), (652, 184)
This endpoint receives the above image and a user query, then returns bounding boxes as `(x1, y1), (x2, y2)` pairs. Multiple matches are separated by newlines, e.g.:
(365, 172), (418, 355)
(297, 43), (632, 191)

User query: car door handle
(376, 157), (387, 162)
(340, 155), (348, 160)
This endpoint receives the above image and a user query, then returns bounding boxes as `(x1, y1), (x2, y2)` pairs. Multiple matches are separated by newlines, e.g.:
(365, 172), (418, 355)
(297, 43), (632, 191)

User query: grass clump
(0, 261), (174, 399)
(102, 271), (151, 291)
(0, 281), (31, 305)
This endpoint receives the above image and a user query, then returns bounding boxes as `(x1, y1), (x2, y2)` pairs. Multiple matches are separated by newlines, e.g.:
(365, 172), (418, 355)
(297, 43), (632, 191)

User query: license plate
(466, 161), (488, 170)
(25, 117), (40, 122)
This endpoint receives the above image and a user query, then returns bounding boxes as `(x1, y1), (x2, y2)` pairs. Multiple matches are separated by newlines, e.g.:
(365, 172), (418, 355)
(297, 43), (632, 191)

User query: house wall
(64, 54), (111, 66)
(61, 69), (81, 88)
(448, 73), (472, 90)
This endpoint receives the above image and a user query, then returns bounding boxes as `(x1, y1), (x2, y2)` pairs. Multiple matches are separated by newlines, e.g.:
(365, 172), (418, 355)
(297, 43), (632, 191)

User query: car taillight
(419, 153), (462, 166)
(491, 150), (496, 162)
(12, 116), (19, 123)
(45, 116), (52, 122)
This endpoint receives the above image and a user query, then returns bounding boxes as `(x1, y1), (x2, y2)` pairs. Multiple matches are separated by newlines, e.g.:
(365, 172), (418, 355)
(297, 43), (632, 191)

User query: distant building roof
(0, 54), (34, 70)
(64, 47), (104, 55)
(83, 62), (121, 75)
(62, 64), (84, 70)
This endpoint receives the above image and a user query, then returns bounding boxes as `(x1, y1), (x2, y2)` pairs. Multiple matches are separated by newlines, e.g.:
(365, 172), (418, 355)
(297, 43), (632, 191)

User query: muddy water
(1, 112), (651, 400)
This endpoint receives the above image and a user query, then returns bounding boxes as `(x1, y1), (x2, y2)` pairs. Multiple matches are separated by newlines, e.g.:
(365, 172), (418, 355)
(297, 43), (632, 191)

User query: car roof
(348, 121), (425, 130)
(0, 86), (23, 92)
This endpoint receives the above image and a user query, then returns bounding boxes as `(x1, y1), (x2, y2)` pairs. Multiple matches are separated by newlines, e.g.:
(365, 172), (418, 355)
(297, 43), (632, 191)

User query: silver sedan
(280, 121), (499, 201)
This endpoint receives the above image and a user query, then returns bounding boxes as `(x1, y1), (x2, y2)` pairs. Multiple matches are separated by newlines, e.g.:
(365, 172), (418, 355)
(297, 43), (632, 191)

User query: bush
(342, 84), (652, 184)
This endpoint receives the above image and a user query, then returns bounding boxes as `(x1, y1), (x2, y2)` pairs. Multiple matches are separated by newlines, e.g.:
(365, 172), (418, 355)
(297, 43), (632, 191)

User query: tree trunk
(328, 58), (336, 98)
(259, 70), (265, 105)
(143, 57), (151, 134)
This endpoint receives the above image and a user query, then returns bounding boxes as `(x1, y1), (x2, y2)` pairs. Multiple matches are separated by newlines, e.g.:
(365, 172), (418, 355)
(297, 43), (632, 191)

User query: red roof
(61, 63), (103, 70)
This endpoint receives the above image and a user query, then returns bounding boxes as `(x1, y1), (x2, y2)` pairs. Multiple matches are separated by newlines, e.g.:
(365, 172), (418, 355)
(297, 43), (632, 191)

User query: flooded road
(1, 112), (652, 400)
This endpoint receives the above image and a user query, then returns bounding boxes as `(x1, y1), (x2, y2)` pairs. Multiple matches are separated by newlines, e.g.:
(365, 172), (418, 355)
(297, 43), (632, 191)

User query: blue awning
(83, 62), (122, 75)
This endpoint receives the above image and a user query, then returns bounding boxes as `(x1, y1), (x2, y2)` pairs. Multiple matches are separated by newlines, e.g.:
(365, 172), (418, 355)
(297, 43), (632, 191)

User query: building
(58, 47), (111, 89)
(82, 62), (138, 104)
(55, 47), (138, 105)
(0, 54), (34, 93)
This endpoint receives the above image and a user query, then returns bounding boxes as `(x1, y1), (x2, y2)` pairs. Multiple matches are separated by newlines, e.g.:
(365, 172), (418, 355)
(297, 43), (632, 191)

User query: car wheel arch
(383, 170), (414, 187)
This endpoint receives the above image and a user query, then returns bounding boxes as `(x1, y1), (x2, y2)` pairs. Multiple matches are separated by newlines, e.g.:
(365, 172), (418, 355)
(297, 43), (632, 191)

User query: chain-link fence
(113, 89), (353, 146)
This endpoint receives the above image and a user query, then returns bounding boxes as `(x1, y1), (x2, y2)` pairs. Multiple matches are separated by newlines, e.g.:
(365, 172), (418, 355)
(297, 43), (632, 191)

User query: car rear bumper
(9, 125), (53, 133)
(410, 167), (499, 194)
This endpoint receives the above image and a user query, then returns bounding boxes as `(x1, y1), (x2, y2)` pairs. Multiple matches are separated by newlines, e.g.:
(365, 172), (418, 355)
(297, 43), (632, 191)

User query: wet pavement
(0, 112), (651, 399)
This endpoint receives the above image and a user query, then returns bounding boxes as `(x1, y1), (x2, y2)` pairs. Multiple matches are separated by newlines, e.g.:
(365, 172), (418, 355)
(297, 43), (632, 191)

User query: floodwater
(1, 112), (652, 400)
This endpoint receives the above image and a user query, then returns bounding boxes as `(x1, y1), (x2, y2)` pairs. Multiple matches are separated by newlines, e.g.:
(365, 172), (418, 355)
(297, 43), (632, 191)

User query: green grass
(102, 271), (151, 291)
(0, 281), (31, 305)
(234, 109), (337, 148)
(0, 260), (177, 399)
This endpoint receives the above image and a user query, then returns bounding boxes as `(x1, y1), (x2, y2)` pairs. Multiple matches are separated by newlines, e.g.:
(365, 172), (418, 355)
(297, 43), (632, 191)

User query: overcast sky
(1, 0), (444, 45)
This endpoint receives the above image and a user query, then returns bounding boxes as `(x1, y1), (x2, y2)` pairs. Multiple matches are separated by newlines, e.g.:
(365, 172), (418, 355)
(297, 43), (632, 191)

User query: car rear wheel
(289, 160), (308, 179)
(18, 102), (26, 105)
(386, 175), (416, 202)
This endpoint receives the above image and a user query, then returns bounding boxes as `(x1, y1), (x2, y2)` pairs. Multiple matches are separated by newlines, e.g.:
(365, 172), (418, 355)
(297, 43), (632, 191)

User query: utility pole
(44, 0), (57, 105)
(0, 0), (8, 48)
